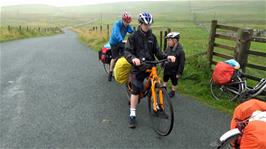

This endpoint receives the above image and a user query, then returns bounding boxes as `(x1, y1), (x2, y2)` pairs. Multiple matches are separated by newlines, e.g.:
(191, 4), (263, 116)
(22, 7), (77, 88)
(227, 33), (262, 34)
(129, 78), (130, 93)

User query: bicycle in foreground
(126, 59), (174, 136)
(210, 110), (266, 149)
(210, 70), (266, 102)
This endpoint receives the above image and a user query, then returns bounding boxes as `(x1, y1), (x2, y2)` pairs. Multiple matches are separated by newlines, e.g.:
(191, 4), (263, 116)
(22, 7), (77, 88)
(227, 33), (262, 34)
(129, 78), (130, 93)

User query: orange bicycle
(126, 59), (174, 136)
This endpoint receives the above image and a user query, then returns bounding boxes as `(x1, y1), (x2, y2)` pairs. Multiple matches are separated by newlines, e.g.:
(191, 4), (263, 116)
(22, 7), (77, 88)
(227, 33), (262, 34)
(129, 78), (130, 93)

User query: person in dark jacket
(124, 12), (176, 128)
(108, 11), (134, 81)
(163, 32), (185, 98)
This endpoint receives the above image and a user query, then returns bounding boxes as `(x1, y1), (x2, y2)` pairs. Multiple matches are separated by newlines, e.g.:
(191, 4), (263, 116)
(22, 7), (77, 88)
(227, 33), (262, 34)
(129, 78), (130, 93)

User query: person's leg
(110, 43), (124, 71)
(128, 71), (147, 128)
(130, 94), (139, 116)
(109, 59), (116, 72)
(169, 75), (178, 98)
(128, 92), (139, 128)
(163, 74), (170, 88)
(171, 85), (176, 92)
(108, 59), (115, 81)
(108, 45), (119, 81)
(118, 42), (125, 56)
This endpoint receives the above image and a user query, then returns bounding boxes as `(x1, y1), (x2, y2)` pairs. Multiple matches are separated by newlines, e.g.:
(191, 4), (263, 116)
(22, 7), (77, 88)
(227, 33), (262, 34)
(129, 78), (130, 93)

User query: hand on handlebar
(132, 58), (141, 66)
(167, 56), (176, 63)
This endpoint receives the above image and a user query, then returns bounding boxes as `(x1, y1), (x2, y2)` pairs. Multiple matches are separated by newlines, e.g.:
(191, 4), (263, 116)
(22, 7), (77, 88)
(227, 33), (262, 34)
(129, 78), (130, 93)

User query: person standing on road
(124, 12), (176, 128)
(108, 11), (134, 81)
(162, 32), (185, 98)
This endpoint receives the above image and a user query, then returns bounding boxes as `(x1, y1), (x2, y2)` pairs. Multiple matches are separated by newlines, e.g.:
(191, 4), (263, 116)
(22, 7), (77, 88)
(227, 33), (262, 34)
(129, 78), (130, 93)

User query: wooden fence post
(100, 25), (102, 32)
(160, 31), (163, 51)
(8, 25), (11, 31)
(19, 25), (21, 31)
(163, 31), (167, 50)
(107, 24), (110, 40)
(236, 29), (253, 73)
(207, 20), (217, 68)
(167, 28), (171, 33)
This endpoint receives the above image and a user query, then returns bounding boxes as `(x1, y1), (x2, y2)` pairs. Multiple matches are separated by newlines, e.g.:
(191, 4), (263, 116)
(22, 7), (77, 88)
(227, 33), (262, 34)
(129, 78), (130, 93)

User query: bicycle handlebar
(141, 59), (168, 65)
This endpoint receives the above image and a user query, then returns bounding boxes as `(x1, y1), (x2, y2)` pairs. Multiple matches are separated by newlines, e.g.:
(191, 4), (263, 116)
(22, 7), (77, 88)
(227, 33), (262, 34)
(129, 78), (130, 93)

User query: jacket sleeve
(177, 50), (185, 75)
(154, 36), (167, 60)
(127, 25), (134, 34)
(124, 35), (136, 64)
(112, 21), (123, 43)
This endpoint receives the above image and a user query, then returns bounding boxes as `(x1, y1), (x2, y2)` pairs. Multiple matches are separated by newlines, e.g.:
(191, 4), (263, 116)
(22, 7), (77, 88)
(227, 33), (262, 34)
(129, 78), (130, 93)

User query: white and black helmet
(165, 32), (180, 40)
(138, 12), (153, 25)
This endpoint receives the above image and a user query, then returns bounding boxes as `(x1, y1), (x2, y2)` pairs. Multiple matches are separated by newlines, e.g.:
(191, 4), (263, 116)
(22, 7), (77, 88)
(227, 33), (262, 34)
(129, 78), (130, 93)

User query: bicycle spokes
(148, 87), (174, 136)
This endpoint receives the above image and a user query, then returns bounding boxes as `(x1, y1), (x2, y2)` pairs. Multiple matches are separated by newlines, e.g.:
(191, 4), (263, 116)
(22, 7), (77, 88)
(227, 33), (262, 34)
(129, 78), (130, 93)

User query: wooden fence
(208, 20), (266, 81)
(7, 25), (61, 33)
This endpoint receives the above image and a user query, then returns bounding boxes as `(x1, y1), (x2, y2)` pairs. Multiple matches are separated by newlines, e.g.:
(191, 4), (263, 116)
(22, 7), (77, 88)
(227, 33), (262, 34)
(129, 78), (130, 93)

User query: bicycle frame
(246, 79), (266, 98)
(235, 71), (266, 99)
(224, 76), (245, 95)
(219, 72), (265, 100)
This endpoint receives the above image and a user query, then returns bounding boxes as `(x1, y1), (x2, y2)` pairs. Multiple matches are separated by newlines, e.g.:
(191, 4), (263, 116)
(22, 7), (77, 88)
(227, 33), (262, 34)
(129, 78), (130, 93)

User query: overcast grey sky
(0, 0), (254, 7)
(0, 0), (171, 7)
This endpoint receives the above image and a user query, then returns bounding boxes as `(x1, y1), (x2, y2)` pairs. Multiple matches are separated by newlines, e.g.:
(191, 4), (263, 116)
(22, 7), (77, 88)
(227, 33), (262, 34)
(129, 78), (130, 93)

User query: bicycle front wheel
(147, 86), (174, 136)
(217, 128), (241, 149)
(210, 77), (242, 101)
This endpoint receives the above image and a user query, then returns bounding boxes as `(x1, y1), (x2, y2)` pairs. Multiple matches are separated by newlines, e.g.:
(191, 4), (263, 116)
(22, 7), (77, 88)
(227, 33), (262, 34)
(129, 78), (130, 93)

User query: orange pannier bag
(231, 99), (266, 129)
(230, 99), (266, 149)
(240, 120), (266, 149)
(212, 62), (235, 85)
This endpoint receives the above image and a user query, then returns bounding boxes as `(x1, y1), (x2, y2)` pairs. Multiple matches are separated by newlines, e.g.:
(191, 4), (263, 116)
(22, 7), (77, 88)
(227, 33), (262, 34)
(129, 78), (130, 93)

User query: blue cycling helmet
(138, 12), (153, 25)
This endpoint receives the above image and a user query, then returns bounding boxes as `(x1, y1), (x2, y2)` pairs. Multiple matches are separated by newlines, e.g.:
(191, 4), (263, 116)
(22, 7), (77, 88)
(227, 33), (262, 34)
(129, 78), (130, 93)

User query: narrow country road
(0, 30), (231, 148)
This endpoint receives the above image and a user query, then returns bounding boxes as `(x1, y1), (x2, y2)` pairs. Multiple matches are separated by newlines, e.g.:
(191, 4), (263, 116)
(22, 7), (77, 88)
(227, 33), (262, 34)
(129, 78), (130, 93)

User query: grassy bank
(0, 26), (62, 42)
(72, 28), (108, 50)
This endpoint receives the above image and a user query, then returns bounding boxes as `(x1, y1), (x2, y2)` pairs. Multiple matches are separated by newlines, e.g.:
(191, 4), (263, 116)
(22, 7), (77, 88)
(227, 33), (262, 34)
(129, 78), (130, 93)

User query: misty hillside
(1, 1), (265, 27)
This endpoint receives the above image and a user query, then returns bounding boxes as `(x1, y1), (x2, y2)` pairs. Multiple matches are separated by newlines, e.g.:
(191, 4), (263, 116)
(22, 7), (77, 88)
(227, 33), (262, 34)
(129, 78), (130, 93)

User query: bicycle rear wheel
(103, 63), (110, 75)
(210, 77), (242, 101)
(147, 86), (174, 136)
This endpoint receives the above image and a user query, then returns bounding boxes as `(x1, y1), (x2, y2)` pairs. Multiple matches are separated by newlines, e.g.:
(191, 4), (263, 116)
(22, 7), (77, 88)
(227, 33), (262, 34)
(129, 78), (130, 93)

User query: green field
(1, 0), (265, 113)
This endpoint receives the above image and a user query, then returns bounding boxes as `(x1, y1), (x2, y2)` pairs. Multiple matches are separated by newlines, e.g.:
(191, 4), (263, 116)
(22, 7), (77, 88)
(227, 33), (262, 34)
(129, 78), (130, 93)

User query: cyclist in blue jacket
(108, 11), (134, 81)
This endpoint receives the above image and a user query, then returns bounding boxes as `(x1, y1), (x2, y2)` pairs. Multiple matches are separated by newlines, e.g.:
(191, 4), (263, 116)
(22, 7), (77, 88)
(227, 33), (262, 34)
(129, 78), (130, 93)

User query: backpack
(113, 57), (132, 84)
(98, 47), (112, 64)
(212, 62), (235, 85)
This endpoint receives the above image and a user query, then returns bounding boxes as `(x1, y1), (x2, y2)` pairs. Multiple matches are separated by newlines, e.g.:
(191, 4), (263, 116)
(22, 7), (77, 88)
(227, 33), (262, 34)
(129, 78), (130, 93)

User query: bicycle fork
(151, 79), (165, 112)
